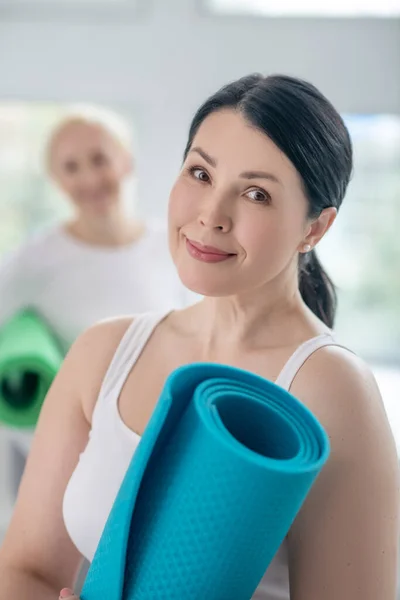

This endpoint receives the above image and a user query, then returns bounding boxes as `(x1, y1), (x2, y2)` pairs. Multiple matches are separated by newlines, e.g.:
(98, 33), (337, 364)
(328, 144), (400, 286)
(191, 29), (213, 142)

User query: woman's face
(168, 109), (316, 297)
(49, 121), (132, 218)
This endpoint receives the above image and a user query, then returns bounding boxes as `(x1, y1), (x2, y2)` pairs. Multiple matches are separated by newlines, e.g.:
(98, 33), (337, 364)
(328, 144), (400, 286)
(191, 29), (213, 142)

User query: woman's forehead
(191, 109), (297, 183)
(50, 120), (121, 161)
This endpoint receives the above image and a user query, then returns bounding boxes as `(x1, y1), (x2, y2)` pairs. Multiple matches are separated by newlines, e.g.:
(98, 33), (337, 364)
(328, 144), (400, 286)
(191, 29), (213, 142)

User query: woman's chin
(78, 195), (119, 215)
(177, 270), (233, 298)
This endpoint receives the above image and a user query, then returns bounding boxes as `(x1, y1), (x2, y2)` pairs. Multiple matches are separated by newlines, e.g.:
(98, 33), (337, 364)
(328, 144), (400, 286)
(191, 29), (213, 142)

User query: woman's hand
(59, 588), (79, 599)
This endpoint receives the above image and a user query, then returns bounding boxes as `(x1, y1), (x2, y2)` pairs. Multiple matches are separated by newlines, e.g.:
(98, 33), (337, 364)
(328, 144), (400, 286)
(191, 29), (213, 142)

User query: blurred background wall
(0, 0), (399, 585)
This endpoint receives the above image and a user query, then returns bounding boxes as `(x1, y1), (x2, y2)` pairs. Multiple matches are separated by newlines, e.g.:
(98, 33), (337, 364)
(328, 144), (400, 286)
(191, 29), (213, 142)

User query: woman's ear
(299, 207), (337, 251)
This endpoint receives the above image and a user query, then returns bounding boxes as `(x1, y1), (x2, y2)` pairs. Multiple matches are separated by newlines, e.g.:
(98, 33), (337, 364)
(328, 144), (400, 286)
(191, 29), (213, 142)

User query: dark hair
(183, 74), (353, 328)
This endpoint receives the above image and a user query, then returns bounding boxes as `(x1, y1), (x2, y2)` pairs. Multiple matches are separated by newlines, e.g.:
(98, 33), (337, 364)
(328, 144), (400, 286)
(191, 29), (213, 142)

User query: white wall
(0, 0), (399, 216)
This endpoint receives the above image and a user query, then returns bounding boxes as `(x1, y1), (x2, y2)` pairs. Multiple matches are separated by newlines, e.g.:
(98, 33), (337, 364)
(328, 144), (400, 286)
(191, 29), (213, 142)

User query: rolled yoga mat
(0, 310), (63, 428)
(82, 363), (330, 600)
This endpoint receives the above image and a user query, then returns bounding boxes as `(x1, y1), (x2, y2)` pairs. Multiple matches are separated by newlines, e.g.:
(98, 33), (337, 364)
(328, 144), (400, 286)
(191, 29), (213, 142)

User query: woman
(0, 109), (191, 348)
(0, 75), (398, 600)
(0, 110), (192, 492)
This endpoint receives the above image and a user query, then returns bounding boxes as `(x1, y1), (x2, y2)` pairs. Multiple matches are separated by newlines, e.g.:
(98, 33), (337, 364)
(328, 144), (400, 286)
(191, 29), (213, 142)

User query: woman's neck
(201, 295), (301, 348)
(65, 212), (146, 248)
(183, 268), (325, 355)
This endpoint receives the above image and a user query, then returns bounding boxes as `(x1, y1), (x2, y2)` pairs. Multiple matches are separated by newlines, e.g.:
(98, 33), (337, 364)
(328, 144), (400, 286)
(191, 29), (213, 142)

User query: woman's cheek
(169, 180), (199, 227)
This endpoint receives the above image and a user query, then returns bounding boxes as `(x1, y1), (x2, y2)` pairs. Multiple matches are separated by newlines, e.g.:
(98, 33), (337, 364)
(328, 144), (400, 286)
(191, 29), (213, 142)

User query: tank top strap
(92, 311), (170, 424)
(275, 332), (349, 392)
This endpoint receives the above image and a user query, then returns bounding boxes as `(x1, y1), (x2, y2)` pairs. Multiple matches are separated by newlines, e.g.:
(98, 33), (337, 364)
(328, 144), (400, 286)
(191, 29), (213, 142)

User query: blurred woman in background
(0, 107), (193, 494)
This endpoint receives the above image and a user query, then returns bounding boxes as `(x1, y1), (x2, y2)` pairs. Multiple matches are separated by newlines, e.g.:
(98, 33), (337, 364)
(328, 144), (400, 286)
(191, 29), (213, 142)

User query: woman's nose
(197, 194), (232, 233)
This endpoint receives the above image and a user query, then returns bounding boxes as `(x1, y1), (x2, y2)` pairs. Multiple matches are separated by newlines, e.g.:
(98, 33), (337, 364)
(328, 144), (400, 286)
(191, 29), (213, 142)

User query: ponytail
(299, 250), (337, 329)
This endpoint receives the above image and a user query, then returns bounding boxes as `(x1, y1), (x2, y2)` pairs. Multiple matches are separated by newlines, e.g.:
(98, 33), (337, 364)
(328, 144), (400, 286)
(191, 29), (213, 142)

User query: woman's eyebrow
(239, 170), (282, 185)
(190, 147), (282, 186)
(190, 146), (217, 168)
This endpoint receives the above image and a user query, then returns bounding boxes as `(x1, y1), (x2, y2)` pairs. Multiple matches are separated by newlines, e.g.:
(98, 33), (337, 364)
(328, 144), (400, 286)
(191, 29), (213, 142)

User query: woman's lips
(185, 238), (236, 263)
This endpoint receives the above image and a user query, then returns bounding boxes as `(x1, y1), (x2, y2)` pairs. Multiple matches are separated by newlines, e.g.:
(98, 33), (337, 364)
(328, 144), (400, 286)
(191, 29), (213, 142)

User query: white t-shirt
(0, 223), (195, 452)
(0, 223), (194, 351)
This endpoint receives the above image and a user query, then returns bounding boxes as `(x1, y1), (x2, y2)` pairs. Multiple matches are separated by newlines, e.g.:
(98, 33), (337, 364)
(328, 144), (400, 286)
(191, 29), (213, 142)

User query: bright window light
(207, 0), (400, 17)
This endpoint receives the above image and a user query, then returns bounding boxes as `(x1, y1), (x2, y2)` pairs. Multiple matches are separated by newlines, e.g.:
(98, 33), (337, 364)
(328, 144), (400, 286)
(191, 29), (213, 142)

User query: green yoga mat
(82, 363), (330, 600)
(0, 311), (63, 427)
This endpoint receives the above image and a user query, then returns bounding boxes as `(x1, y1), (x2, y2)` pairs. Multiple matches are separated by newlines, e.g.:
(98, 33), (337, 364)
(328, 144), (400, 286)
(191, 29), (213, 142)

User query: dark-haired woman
(0, 75), (398, 600)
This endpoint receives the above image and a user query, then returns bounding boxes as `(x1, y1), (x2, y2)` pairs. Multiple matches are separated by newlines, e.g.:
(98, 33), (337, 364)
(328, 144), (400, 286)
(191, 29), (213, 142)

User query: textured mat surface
(0, 311), (63, 427)
(82, 363), (330, 600)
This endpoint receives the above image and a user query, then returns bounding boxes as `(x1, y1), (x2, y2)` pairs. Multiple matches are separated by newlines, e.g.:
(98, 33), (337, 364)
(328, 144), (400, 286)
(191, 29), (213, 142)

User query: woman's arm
(289, 347), (399, 600)
(0, 318), (132, 599)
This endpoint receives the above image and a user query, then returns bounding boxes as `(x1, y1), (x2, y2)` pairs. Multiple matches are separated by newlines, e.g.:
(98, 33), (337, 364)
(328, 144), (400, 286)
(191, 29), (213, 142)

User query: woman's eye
(64, 160), (79, 174)
(92, 152), (107, 167)
(246, 188), (271, 204)
(190, 167), (210, 183)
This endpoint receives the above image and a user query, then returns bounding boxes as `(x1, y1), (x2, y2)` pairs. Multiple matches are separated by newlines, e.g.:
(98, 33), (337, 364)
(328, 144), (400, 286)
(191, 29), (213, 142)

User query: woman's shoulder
(286, 346), (399, 598)
(293, 343), (377, 405)
(70, 312), (167, 423)
(291, 344), (396, 461)
(73, 315), (135, 354)
(66, 316), (136, 423)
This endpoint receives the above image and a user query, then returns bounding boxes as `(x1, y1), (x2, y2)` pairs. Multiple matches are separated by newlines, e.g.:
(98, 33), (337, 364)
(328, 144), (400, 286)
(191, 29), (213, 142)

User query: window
(319, 115), (400, 363)
(0, 105), (68, 254)
(207, 0), (400, 17)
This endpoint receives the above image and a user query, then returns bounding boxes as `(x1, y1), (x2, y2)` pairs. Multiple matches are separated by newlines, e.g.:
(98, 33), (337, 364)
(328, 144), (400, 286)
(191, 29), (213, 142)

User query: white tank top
(63, 312), (341, 600)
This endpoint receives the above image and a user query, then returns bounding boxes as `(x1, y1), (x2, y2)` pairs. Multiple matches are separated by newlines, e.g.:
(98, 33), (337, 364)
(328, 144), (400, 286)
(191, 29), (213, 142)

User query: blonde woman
(0, 108), (193, 493)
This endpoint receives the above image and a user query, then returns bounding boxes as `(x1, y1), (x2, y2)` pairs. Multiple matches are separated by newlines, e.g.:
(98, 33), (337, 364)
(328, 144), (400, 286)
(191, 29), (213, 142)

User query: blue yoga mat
(81, 363), (330, 600)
